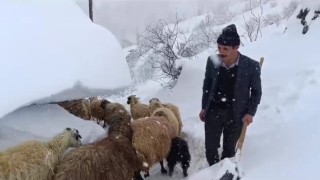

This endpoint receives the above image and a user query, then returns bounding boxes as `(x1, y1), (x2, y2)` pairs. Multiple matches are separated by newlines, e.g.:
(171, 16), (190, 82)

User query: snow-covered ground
(1, 0), (320, 180)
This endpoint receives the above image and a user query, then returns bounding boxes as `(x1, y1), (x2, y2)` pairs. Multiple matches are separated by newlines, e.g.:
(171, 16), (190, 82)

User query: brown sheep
(103, 102), (130, 125)
(127, 95), (150, 120)
(56, 98), (91, 120)
(131, 116), (176, 178)
(151, 106), (180, 138)
(53, 103), (142, 180)
(149, 98), (183, 134)
(89, 97), (110, 127)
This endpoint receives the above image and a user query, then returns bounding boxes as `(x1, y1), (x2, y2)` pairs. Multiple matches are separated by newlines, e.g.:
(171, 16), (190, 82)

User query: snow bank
(0, 0), (131, 118)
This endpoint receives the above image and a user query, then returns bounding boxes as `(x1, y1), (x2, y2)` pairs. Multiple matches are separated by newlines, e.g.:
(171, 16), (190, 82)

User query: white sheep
(0, 128), (82, 180)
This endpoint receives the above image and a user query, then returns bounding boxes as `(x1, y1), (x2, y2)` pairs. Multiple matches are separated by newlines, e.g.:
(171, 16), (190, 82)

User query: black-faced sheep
(127, 95), (150, 120)
(0, 128), (82, 180)
(89, 97), (110, 127)
(149, 97), (183, 134)
(166, 136), (191, 177)
(53, 103), (143, 180)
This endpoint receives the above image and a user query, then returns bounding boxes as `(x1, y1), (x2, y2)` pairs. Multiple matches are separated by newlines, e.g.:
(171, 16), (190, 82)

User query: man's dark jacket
(201, 54), (262, 121)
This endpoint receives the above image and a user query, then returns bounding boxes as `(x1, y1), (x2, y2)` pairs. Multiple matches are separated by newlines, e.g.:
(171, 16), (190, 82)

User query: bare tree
(193, 15), (220, 50)
(242, 0), (264, 42)
(282, 1), (298, 20)
(263, 14), (282, 27)
(137, 15), (200, 88)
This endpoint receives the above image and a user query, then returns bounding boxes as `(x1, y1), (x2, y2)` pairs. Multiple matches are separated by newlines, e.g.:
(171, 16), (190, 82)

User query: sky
(75, 0), (237, 47)
(1, 0), (320, 180)
(0, 0), (131, 118)
(74, 0), (320, 47)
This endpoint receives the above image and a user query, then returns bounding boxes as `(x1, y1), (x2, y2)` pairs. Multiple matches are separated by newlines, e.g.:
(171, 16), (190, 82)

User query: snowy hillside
(121, 0), (320, 179)
(1, 0), (320, 180)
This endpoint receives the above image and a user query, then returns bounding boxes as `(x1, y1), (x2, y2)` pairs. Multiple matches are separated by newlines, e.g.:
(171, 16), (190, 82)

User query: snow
(0, 0), (131, 118)
(1, 0), (320, 180)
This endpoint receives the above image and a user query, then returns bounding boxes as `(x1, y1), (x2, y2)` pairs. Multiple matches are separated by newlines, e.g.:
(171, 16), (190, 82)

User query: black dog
(165, 137), (191, 177)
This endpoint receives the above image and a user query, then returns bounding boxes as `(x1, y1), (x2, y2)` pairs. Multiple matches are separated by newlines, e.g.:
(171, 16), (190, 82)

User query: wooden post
(89, 0), (93, 22)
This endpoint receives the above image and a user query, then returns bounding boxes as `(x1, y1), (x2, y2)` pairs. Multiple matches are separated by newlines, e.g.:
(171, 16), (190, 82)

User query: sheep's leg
(160, 161), (168, 174)
(167, 159), (177, 176)
(182, 167), (188, 177)
(134, 171), (144, 180)
(181, 160), (190, 177)
(102, 120), (106, 128)
(143, 171), (150, 178)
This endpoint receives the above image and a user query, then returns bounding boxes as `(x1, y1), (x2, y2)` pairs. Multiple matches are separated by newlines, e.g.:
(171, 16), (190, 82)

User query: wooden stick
(259, 57), (264, 67)
(236, 57), (264, 151)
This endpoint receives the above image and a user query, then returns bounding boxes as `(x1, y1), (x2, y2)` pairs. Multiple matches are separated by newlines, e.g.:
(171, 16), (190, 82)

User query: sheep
(127, 95), (150, 120)
(151, 106), (180, 137)
(53, 103), (143, 180)
(166, 136), (191, 177)
(149, 97), (183, 134)
(131, 105), (183, 177)
(103, 102), (130, 125)
(0, 128), (82, 180)
(89, 97), (110, 127)
(131, 116), (176, 178)
(55, 98), (91, 120)
(53, 97), (111, 127)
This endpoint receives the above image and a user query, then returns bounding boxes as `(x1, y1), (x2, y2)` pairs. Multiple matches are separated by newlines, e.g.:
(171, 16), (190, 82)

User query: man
(199, 24), (262, 166)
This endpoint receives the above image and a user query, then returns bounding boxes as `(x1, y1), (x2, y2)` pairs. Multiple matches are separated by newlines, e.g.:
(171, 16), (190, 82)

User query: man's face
(217, 44), (239, 62)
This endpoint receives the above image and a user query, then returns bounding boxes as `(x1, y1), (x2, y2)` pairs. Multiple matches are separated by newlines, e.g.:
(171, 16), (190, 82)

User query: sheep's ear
(72, 128), (82, 140)
(65, 127), (71, 131)
(74, 133), (82, 140)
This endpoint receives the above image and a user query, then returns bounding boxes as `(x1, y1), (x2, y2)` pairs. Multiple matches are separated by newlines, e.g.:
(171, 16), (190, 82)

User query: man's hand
(243, 114), (253, 125)
(199, 110), (206, 122)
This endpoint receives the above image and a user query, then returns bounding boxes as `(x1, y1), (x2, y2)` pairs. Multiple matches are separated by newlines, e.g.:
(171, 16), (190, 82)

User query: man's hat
(217, 24), (240, 46)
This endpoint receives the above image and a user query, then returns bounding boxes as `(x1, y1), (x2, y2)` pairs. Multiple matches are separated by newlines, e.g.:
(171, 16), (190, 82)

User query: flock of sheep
(0, 95), (191, 180)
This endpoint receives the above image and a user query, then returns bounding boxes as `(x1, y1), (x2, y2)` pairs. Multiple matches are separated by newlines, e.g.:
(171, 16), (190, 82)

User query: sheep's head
(100, 99), (111, 109)
(149, 101), (164, 114)
(127, 95), (139, 105)
(149, 97), (160, 104)
(89, 96), (98, 101)
(64, 127), (82, 147)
